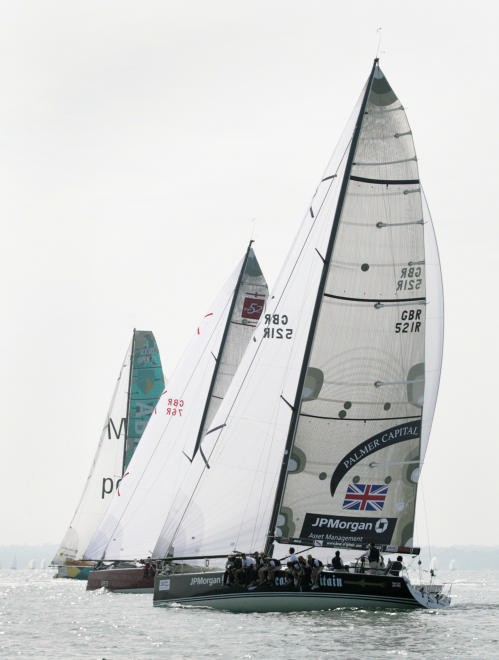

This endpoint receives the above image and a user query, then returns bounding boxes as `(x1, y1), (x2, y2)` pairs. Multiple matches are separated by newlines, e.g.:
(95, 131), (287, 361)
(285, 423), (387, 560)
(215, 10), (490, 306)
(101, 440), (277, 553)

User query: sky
(1, 0), (498, 550)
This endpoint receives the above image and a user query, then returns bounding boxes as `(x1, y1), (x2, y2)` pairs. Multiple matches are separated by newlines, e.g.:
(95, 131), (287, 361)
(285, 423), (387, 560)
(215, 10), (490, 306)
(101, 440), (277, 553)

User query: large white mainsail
(83, 244), (268, 562)
(157, 60), (444, 563)
(52, 330), (165, 567)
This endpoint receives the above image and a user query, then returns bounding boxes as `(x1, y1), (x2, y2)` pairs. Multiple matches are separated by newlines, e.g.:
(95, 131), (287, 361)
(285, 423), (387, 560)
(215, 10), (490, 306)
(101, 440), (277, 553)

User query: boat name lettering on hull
(318, 575), (343, 588)
(190, 576), (223, 587)
(263, 313), (293, 340)
(301, 514), (396, 545)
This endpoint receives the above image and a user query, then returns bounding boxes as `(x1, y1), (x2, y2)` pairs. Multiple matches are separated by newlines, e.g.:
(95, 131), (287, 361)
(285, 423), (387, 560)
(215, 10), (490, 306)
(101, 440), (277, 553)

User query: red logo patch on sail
(342, 483), (388, 511)
(242, 295), (265, 320)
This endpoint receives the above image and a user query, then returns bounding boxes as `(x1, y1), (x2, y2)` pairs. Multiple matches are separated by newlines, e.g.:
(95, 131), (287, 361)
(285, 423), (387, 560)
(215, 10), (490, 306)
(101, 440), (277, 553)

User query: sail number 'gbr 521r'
(263, 314), (293, 340)
(395, 309), (421, 333)
(396, 266), (422, 292)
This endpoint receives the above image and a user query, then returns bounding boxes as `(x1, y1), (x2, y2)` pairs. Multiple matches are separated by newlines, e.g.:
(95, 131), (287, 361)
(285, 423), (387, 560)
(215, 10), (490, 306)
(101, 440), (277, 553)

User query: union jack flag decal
(342, 483), (388, 511)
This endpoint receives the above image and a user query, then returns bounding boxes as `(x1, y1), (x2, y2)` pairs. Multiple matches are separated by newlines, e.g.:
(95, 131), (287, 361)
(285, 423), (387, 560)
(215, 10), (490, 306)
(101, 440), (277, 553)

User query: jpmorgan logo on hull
(190, 576), (223, 587)
(301, 514), (396, 545)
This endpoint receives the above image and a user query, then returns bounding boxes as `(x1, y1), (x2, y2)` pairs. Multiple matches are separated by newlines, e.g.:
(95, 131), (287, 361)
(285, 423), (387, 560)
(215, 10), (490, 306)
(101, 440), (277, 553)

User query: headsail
(83, 244), (268, 562)
(51, 330), (165, 566)
(158, 61), (443, 561)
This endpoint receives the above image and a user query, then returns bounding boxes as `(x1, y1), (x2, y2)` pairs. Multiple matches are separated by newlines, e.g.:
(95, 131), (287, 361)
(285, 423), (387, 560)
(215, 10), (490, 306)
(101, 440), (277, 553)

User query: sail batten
(350, 175), (420, 185)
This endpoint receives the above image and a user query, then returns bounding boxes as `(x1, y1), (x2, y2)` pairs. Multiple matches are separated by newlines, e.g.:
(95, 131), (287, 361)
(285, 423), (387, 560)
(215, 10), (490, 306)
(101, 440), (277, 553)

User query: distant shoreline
(1, 544), (498, 571)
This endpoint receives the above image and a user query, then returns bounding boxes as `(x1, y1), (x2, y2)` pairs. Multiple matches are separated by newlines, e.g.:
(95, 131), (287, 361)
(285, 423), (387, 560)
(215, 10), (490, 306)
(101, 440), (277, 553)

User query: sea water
(0, 569), (498, 658)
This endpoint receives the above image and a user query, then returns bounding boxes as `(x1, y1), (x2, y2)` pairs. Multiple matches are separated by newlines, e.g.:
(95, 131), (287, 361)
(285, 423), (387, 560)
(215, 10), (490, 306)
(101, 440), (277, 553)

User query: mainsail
(83, 243), (268, 562)
(157, 60), (444, 562)
(51, 330), (165, 566)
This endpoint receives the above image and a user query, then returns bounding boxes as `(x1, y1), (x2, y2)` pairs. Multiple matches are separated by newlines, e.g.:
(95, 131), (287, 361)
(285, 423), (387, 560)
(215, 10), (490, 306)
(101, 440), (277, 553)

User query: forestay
(156, 61), (443, 562)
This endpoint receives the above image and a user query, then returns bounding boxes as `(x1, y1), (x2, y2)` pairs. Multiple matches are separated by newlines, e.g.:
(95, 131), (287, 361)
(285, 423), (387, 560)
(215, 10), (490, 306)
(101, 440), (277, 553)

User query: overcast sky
(2, 0), (498, 550)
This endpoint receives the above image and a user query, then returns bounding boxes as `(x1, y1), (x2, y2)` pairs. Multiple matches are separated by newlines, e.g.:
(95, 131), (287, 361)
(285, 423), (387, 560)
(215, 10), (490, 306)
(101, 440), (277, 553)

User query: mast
(122, 328), (136, 474)
(264, 60), (379, 557)
(190, 240), (256, 460)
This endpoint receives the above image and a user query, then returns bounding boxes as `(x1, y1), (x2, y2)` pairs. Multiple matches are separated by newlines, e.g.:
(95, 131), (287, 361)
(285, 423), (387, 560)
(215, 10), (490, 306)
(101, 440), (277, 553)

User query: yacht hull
(153, 569), (450, 611)
(86, 567), (154, 593)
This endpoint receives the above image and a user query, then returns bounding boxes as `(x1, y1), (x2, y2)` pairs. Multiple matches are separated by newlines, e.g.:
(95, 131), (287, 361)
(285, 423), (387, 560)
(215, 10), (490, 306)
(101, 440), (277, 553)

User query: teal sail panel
(124, 330), (165, 469)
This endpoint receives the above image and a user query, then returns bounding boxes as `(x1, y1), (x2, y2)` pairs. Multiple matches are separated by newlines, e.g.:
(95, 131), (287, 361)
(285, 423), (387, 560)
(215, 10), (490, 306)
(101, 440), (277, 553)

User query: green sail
(124, 330), (165, 470)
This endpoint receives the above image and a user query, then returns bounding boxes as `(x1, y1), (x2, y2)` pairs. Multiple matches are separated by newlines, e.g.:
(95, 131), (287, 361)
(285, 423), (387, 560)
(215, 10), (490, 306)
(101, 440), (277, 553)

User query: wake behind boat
(153, 59), (451, 611)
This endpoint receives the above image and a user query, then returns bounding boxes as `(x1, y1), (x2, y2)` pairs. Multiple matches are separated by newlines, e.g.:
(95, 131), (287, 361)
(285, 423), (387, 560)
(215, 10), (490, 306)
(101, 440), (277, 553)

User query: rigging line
(280, 395), (295, 411)
(276, 546), (315, 561)
(419, 485), (434, 569)
(122, 329), (136, 474)
(315, 248), (326, 264)
(165, 325), (274, 551)
(157, 435), (222, 556)
(375, 26), (382, 58)
(266, 137), (352, 313)
(309, 138), (351, 218)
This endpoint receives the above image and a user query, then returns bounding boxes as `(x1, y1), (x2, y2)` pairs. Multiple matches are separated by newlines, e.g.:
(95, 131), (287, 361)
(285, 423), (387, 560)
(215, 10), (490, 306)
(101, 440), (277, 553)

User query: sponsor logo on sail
(375, 519), (389, 534)
(242, 294), (265, 320)
(301, 513), (396, 545)
(330, 421), (421, 497)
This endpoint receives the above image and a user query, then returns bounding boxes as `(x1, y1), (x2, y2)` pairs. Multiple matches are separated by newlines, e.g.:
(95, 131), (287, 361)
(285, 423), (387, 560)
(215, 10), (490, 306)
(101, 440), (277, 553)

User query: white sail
(51, 331), (164, 566)
(158, 61), (443, 561)
(83, 245), (268, 562)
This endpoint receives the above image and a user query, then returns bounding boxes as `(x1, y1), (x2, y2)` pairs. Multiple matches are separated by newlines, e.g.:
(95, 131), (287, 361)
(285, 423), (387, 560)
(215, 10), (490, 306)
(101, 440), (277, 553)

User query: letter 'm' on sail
(156, 62), (443, 561)
(83, 245), (268, 562)
(51, 331), (165, 566)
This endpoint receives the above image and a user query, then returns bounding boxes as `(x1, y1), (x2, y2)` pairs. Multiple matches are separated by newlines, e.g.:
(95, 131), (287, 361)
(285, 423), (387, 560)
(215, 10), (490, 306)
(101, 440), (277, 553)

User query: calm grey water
(0, 569), (498, 658)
